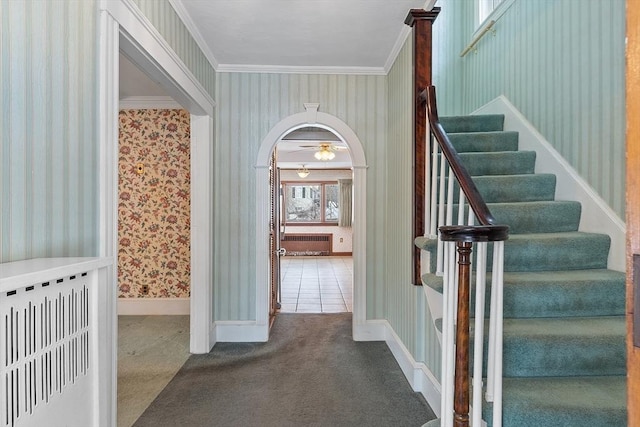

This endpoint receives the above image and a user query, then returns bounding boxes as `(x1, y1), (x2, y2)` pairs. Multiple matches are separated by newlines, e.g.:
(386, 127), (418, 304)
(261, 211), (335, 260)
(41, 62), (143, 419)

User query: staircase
(417, 114), (627, 426)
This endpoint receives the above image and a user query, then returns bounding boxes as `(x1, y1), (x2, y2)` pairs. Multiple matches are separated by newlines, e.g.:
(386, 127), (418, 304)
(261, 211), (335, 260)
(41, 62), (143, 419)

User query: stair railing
(421, 85), (509, 427)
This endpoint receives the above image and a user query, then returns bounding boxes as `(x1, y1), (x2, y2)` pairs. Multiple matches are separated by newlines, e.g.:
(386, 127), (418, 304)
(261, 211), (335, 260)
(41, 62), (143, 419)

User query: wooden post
(454, 241), (472, 427)
(627, 0), (640, 422)
(405, 8), (440, 286)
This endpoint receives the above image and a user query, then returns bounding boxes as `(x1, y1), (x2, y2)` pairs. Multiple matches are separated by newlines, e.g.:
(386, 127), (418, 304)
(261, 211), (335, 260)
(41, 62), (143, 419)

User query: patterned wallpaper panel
(118, 109), (191, 298)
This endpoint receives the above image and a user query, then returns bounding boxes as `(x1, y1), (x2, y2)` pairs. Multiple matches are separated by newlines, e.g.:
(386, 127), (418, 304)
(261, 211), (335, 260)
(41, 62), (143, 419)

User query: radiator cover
(280, 234), (332, 256)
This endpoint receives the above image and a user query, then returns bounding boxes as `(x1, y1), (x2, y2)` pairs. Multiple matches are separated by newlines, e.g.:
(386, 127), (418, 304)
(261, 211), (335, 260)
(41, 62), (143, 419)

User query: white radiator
(0, 258), (113, 427)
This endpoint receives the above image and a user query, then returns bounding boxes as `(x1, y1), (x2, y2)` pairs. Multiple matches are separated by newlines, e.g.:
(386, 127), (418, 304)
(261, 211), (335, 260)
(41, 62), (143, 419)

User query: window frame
(473, 0), (516, 35)
(282, 181), (340, 226)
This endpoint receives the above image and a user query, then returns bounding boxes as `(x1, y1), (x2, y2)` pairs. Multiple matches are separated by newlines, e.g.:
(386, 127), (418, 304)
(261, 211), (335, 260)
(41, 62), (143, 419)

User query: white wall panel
(1, 0), (98, 262)
(215, 73), (386, 321)
(434, 0), (626, 217)
(131, 0), (216, 99)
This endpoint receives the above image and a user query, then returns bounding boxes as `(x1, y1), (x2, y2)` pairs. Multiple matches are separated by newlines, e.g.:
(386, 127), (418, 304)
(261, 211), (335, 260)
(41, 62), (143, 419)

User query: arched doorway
(255, 105), (367, 339)
(275, 127), (354, 315)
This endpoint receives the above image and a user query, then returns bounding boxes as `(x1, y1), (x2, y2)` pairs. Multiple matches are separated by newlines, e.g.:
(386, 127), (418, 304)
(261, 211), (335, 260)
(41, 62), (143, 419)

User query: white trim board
(365, 320), (441, 418)
(119, 96), (183, 109)
(100, 0), (215, 360)
(473, 95), (626, 272)
(117, 298), (190, 315)
(214, 321), (269, 342)
(255, 108), (368, 343)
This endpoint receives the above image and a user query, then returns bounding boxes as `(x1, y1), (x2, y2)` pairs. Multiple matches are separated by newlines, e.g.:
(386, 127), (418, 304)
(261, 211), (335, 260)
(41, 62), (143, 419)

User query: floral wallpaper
(118, 109), (191, 298)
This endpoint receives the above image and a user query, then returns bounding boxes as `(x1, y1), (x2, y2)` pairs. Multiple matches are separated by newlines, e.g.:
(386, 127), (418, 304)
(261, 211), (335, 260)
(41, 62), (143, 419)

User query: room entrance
(270, 126), (354, 316)
(256, 107), (367, 339)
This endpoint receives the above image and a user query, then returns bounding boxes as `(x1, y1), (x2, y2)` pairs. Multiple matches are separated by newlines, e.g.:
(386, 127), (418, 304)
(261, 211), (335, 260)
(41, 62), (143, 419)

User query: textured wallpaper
(117, 109), (191, 298)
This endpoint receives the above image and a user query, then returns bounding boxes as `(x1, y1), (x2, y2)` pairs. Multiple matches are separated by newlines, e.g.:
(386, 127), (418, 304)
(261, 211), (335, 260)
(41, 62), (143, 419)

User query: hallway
(280, 256), (353, 313)
(131, 313), (435, 426)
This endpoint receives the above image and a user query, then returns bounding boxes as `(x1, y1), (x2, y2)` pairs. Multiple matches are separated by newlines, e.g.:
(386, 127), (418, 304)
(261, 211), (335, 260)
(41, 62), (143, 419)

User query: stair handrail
(421, 85), (505, 231)
(419, 85), (509, 427)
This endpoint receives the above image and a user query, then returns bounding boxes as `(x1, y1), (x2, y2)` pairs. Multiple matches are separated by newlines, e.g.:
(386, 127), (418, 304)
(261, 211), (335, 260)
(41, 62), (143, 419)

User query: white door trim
(99, 0), (215, 367)
(255, 109), (369, 340)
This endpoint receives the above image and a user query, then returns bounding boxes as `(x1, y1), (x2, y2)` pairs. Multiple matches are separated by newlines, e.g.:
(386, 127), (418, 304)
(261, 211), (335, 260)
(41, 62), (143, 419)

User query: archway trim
(254, 109), (367, 339)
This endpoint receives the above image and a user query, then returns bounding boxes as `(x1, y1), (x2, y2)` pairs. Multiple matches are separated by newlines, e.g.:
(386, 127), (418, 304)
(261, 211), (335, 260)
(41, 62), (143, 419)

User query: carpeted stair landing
(416, 114), (626, 426)
(133, 313), (436, 427)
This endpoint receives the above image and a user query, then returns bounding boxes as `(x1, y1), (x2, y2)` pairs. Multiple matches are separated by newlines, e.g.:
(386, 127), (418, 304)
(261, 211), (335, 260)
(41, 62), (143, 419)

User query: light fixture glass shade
(296, 165), (310, 178)
(314, 145), (336, 161)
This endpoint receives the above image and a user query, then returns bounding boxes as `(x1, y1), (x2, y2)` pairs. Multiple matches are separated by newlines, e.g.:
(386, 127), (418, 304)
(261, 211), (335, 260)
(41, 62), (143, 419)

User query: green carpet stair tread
(457, 150), (536, 176)
(422, 269), (625, 318)
(488, 201), (581, 233)
(440, 174), (556, 203)
(417, 232), (611, 273)
(472, 174), (556, 202)
(483, 376), (627, 427)
(422, 115), (626, 426)
(445, 201), (582, 234)
(440, 114), (504, 133)
(504, 232), (610, 271)
(447, 131), (519, 152)
(491, 316), (626, 377)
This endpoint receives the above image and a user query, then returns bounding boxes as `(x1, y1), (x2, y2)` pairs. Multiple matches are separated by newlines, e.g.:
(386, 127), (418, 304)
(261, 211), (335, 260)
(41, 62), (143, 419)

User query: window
(475, 0), (515, 31)
(478, 0), (503, 24)
(283, 182), (339, 224)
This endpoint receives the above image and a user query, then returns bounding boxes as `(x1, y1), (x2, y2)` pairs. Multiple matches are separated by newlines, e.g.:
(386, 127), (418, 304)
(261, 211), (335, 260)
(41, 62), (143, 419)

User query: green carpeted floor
(418, 114), (627, 426)
(133, 313), (436, 427)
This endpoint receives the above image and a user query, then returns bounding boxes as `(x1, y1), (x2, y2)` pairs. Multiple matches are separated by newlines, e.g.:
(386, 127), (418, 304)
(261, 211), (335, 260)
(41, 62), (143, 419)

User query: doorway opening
(274, 127), (354, 314)
(116, 53), (193, 426)
(99, 4), (215, 423)
(255, 108), (367, 339)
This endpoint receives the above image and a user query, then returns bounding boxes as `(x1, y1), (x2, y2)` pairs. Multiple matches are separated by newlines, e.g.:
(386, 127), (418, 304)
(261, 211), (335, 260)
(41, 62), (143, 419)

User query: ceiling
(119, 0), (436, 167)
(277, 127), (351, 170)
(120, 54), (169, 99)
(174, 0), (435, 73)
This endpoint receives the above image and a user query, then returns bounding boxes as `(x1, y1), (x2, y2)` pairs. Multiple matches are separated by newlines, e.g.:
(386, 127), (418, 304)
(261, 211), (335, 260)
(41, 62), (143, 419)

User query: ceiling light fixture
(297, 165), (310, 178)
(314, 143), (336, 161)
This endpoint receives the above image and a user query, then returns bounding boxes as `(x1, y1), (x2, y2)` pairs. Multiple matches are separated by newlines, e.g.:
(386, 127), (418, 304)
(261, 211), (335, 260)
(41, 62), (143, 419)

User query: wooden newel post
(454, 241), (472, 427)
(405, 8), (440, 286)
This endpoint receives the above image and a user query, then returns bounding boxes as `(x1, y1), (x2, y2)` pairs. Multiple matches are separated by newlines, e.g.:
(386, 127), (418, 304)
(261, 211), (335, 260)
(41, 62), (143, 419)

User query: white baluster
(436, 154), (447, 275)
(430, 138), (439, 237)
(442, 242), (457, 427)
(472, 242), (487, 427)
(492, 241), (504, 427)
(425, 132), (432, 238)
(458, 192), (466, 226)
(446, 167), (455, 227)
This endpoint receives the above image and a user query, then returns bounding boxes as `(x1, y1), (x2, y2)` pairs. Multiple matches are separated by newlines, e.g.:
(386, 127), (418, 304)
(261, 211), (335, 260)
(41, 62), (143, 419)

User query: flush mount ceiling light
(314, 143), (336, 161)
(296, 165), (310, 178)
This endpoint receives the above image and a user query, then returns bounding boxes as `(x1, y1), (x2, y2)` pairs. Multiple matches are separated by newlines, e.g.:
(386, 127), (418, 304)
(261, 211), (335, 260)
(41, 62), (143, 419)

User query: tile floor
(279, 256), (353, 313)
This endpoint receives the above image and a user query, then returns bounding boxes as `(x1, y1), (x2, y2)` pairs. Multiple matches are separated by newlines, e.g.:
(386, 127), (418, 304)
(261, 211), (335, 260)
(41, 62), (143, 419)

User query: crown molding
(119, 96), (183, 109)
(384, 0), (438, 74)
(384, 26), (413, 74)
(168, 0), (220, 69)
(216, 63), (387, 76)
(159, 0), (439, 77)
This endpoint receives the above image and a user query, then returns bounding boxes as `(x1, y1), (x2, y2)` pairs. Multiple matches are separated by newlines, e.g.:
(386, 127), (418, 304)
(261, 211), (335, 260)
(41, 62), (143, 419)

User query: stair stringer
(473, 95), (625, 272)
(423, 278), (443, 345)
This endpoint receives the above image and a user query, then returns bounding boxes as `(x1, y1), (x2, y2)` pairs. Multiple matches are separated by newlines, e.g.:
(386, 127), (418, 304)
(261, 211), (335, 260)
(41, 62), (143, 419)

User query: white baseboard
(353, 319), (387, 341)
(473, 96), (626, 272)
(364, 320), (442, 417)
(117, 297), (190, 315)
(214, 321), (269, 342)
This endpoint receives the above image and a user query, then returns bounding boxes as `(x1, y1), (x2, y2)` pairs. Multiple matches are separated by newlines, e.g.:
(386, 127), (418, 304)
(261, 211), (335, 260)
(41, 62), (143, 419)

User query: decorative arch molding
(255, 106), (367, 169)
(253, 107), (372, 341)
